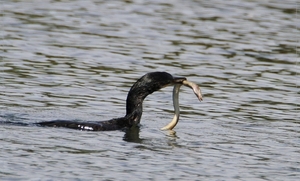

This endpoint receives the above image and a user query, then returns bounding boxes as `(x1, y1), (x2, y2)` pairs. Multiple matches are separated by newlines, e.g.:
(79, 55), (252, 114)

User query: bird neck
(125, 85), (151, 126)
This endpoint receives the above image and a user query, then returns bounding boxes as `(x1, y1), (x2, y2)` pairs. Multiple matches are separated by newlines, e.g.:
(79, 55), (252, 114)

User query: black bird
(37, 72), (187, 131)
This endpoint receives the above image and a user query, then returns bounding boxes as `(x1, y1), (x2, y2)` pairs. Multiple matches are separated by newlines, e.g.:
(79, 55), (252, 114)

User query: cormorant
(37, 72), (191, 131)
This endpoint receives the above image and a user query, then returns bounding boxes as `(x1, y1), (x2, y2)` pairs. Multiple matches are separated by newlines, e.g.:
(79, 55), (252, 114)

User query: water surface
(1, 0), (299, 180)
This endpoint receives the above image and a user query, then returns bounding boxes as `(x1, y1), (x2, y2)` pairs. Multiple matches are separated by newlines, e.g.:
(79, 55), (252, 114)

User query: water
(1, 0), (299, 180)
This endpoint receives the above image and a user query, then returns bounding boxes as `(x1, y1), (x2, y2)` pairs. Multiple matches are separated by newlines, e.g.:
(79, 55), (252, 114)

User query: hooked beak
(172, 76), (187, 84)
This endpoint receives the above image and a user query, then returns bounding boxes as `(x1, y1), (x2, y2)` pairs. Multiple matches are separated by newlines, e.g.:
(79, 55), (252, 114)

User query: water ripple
(0, 0), (299, 180)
